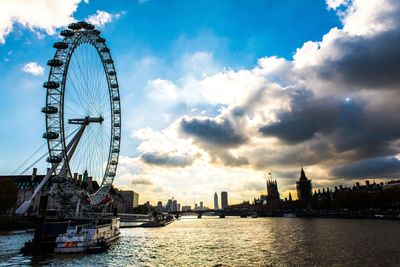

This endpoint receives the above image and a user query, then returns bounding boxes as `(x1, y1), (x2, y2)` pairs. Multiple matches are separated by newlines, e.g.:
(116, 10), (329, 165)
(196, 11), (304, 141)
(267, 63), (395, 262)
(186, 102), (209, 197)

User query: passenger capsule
(68, 22), (82, 30)
(113, 136), (120, 140)
(77, 21), (89, 28)
(113, 109), (120, 114)
(47, 59), (63, 67)
(100, 47), (110, 53)
(112, 148), (120, 153)
(108, 71), (116, 76)
(110, 160), (118, 165)
(91, 29), (101, 36)
(85, 23), (95, 30)
(114, 123), (120, 127)
(104, 59), (113, 64)
(43, 81), (60, 89)
(112, 96), (120, 101)
(41, 106), (58, 114)
(53, 42), (68, 49)
(111, 84), (118, 89)
(47, 156), (62, 163)
(60, 29), (74, 37)
(107, 172), (116, 177)
(43, 131), (59, 139)
(96, 37), (106, 43)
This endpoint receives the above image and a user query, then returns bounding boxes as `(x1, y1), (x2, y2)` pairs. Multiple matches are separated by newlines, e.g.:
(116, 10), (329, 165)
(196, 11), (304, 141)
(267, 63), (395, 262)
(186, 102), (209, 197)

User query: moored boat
(54, 217), (120, 253)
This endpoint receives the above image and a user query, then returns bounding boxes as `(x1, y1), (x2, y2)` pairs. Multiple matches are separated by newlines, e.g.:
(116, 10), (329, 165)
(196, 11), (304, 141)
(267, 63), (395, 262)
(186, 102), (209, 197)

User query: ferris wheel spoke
(68, 67), (90, 115)
(74, 49), (95, 115)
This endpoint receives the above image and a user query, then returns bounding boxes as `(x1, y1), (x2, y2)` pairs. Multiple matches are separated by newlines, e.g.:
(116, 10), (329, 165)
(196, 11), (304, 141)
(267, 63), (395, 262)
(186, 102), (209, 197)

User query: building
(214, 192), (219, 210)
(0, 168), (127, 215)
(296, 167), (312, 207)
(221, 191), (228, 209)
(156, 201), (163, 212)
(0, 168), (57, 214)
(165, 199), (172, 212)
(118, 190), (140, 213)
(266, 180), (280, 209)
(177, 203), (181, 212)
(181, 205), (191, 211)
(165, 198), (179, 212)
(199, 201), (204, 210)
(172, 199), (178, 212)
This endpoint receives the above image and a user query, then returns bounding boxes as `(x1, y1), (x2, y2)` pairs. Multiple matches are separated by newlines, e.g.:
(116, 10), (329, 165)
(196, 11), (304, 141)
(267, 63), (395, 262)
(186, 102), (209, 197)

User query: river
(1, 217), (399, 266)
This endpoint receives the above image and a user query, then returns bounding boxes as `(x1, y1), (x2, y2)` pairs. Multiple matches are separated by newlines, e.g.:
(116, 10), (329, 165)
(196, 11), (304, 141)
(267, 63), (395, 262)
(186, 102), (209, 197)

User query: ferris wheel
(16, 21), (121, 214)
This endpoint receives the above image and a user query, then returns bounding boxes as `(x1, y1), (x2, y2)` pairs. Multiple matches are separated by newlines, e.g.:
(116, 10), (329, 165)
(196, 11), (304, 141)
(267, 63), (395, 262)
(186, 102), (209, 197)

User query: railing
(46, 211), (151, 222)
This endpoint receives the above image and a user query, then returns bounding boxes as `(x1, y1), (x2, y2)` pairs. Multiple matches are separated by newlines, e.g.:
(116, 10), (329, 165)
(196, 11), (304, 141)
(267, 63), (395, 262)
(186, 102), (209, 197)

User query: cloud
(85, 10), (115, 28)
(180, 116), (248, 148)
(141, 152), (194, 167)
(131, 177), (153, 186)
(22, 62), (44, 76)
(118, 0), (400, 204)
(219, 153), (249, 167)
(0, 0), (81, 44)
(326, 0), (349, 10)
(332, 156), (400, 178)
(294, 1), (400, 92)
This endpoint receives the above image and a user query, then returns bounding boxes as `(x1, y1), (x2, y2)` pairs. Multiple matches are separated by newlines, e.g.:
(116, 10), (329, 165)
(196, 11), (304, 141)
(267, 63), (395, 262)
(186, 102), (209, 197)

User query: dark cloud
(332, 157), (400, 178)
(180, 117), (247, 147)
(219, 153), (249, 167)
(141, 152), (194, 167)
(250, 139), (336, 171)
(131, 177), (153, 186)
(259, 91), (400, 163)
(311, 29), (400, 90)
(259, 91), (340, 143)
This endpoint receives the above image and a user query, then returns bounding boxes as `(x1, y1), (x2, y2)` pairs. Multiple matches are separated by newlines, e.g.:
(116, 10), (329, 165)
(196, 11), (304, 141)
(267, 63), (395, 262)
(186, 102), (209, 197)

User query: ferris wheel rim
(43, 22), (121, 205)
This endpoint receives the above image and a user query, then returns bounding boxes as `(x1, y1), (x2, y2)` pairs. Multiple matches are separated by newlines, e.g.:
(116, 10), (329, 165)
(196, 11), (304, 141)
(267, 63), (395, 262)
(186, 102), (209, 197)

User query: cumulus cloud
(132, 126), (199, 168)
(85, 10), (114, 27)
(219, 152), (249, 167)
(22, 62), (44, 76)
(332, 157), (400, 178)
(122, 0), (400, 203)
(326, 0), (349, 10)
(131, 177), (153, 186)
(0, 0), (81, 44)
(180, 116), (248, 148)
(141, 152), (194, 167)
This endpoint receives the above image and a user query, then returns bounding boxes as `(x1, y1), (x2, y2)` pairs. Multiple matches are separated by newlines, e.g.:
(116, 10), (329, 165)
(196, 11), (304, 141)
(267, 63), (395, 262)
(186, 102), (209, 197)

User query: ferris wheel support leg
(15, 166), (56, 215)
(59, 124), (87, 177)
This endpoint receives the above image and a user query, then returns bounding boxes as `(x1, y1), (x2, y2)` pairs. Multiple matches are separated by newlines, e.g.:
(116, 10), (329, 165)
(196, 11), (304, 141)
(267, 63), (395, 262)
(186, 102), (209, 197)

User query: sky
(1, 0), (400, 207)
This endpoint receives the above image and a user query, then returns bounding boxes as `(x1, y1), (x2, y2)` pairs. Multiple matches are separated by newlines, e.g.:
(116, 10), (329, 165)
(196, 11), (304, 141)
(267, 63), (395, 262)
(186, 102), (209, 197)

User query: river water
(1, 217), (399, 266)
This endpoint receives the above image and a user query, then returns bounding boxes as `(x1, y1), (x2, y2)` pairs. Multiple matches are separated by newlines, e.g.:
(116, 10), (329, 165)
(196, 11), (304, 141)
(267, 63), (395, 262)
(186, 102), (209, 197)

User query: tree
(0, 178), (18, 214)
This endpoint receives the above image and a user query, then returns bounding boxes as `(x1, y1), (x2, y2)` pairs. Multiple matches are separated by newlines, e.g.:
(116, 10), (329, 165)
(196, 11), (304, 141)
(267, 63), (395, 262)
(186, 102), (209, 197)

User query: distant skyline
(1, 0), (400, 206)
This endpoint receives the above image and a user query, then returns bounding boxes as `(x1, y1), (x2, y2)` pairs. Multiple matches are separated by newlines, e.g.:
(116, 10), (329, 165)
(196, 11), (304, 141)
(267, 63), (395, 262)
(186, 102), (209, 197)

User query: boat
(140, 212), (174, 227)
(54, 217), (120, 253)
(87, 239), (110, 254)
(251, 213), (259, 218)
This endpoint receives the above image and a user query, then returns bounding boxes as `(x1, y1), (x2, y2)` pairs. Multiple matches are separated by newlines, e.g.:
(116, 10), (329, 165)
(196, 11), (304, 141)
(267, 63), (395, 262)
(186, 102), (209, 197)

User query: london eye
(16, 21), (121, 214)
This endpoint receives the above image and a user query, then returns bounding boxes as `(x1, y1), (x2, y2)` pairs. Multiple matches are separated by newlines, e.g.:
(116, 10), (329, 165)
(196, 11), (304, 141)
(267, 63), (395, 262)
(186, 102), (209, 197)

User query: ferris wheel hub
(68, 116), (104, 125)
